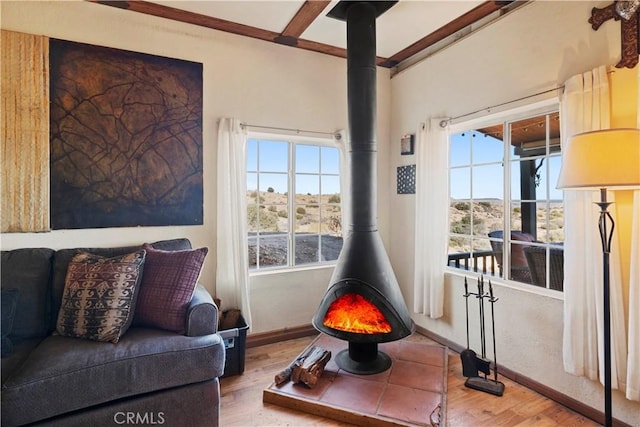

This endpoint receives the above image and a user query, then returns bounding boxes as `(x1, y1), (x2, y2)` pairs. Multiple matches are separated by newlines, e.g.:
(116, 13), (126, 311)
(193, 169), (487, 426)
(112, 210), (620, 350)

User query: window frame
(246, 131), (344, 272)
(445, 100), (564, 292)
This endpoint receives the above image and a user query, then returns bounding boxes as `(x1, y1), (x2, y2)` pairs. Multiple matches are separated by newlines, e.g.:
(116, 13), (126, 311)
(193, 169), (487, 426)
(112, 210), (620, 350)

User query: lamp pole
(596, 188), (614, 427)
(557, 128), (640, 427)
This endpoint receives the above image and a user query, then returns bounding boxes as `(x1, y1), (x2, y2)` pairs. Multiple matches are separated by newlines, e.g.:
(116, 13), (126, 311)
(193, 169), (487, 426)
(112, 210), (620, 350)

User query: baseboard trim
(246, 324), (318, 348)
(414, 325), (631, 427)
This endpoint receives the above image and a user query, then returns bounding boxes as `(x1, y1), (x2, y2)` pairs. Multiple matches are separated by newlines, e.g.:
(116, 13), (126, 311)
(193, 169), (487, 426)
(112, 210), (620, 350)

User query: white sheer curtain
(625, 67), (640, 401)
(216, 118), (252, 327)
(628, 189), (640, 400)
(561, 66), (629, 394)
(413, 118), (449, 318)
(336, 130), (351, 233)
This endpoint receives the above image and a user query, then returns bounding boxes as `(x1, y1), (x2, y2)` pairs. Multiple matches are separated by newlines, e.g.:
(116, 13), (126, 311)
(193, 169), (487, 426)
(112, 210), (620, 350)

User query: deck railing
(447, 250), (497, 276)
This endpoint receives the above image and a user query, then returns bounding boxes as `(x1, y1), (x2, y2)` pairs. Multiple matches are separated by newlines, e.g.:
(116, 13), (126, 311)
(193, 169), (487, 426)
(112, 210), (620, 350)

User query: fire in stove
(323, 293), (392, 334)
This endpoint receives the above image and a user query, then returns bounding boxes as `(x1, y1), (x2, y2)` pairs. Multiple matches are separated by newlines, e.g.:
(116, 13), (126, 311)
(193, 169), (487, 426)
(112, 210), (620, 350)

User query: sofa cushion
(134, 245), (208, 333)
(37, 379), (220, 427)
(1, 337), (44, 384)
(1, 248), (55, 339)
(56, 250), (146, 343)
(0, 328), (224, 426)
(51, 238), (192, 329)
(148, 238), (193, 251)
(1, 289), (20, 357)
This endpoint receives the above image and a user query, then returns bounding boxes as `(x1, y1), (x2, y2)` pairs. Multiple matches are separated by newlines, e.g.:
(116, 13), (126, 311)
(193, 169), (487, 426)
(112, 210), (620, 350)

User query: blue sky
(246, 132), (562, 200)
(449, 131), (563, 201)
(246, 139), (341, 195)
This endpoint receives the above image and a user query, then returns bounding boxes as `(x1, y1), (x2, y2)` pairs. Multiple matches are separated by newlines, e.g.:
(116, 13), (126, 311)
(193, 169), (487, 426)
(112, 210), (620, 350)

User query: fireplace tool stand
(461, 276), (505, 396)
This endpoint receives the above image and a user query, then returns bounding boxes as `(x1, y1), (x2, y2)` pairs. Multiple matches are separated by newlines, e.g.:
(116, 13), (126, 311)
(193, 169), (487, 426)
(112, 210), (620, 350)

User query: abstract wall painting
(49, 39), (203, 229)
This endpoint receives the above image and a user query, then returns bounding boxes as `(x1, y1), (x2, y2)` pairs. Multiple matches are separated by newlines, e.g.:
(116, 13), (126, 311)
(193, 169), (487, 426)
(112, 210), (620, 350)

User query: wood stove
(312, 0), (414, 375)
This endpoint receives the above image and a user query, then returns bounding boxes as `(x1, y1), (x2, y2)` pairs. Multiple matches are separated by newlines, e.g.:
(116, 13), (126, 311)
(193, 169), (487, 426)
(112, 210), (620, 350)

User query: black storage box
(219, 314), (249, 377)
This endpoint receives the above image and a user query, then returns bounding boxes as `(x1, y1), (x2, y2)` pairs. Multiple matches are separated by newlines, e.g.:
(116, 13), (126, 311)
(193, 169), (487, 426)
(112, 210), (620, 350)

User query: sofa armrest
(185, 285), (219, 336)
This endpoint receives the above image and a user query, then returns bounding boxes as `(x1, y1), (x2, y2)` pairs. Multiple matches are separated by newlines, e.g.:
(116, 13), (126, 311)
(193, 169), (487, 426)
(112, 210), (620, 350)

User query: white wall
(0, 0), (391, 333)
(388, 1), (639, 424)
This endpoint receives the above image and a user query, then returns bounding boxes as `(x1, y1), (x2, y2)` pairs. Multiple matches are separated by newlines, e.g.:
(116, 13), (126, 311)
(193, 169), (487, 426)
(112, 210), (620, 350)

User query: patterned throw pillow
(134, 244), (208, 333)
(56, 250), (146, 343)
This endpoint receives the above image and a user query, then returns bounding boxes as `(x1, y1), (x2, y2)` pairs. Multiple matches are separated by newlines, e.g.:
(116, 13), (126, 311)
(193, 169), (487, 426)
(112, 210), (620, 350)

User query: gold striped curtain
(1, 30), (50, 232)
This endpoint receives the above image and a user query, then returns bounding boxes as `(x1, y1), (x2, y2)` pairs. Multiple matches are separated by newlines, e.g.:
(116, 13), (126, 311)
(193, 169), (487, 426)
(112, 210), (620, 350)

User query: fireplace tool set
(461, 276), (505, 396)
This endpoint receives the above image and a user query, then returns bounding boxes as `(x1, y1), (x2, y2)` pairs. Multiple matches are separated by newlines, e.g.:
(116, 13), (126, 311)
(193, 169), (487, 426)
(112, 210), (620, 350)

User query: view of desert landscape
(247, 190), (343, 268)
(246, 189), (564, 273)
(448, 199), (564, 254)
(448, 199), (565, 286)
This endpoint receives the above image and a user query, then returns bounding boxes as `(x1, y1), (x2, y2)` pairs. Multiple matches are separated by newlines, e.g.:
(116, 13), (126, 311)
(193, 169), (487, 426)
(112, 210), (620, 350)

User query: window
(246, 135), (343, 270)
(447, 110), (564, 291)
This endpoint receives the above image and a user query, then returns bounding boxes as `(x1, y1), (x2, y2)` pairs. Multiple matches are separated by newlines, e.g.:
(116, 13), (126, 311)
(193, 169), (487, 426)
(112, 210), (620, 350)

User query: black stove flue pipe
(312, 1), (414, 375)
(339, 1), (391, 232)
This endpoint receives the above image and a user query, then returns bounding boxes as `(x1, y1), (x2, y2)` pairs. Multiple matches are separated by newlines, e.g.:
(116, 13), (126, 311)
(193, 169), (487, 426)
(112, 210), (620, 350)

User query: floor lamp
(557, 128), (640, 427)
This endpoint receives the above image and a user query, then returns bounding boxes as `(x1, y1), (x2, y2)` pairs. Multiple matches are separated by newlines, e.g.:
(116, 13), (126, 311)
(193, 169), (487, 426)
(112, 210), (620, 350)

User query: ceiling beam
(90, 0), (391, 65)
(281, 1), (331, 39)
(380, 1), (513, 67)
(90, 0), (514, 69)
(274, 0), (332, 46)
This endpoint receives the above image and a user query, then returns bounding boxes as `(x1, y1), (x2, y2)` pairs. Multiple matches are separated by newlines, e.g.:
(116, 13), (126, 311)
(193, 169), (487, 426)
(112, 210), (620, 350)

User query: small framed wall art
(400, 134), (414, 155)
(397, 165), (416, 194)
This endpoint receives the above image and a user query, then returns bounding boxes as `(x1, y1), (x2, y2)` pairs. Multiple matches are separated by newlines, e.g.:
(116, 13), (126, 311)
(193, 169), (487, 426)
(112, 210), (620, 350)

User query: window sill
(444, 268), (563, 301)
(249, 262), (337, 278)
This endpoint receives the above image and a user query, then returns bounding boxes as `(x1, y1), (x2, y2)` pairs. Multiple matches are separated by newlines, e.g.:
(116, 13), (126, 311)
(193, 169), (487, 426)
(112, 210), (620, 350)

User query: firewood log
(274, 345), (316, 386)
(220, 309), (241, 330)
(291, 347), (331, 388)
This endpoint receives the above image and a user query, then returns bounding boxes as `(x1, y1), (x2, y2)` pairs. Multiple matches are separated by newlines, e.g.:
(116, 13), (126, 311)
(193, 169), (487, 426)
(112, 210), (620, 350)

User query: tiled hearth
(263, 334), (447, 427)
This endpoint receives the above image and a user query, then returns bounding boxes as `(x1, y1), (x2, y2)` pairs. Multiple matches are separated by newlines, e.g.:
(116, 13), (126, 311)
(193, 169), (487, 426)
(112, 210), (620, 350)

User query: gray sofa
(1, 238), (225, 426)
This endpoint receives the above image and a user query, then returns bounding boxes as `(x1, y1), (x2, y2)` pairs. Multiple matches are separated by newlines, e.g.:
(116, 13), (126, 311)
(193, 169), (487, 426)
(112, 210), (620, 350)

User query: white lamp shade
(557, 128), (640, 190)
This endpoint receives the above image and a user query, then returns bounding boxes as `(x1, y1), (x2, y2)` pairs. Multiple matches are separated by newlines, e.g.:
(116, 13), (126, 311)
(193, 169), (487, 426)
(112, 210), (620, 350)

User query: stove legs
(335, 341), (391, 375)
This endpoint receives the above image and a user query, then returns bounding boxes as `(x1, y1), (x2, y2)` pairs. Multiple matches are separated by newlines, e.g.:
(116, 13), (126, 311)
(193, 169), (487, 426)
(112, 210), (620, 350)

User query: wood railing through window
(447, 250), (498, 276)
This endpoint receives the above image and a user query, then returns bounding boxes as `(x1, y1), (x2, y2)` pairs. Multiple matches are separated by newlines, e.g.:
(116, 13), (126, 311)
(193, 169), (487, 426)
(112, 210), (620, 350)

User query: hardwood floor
(219, 333), (599, 426)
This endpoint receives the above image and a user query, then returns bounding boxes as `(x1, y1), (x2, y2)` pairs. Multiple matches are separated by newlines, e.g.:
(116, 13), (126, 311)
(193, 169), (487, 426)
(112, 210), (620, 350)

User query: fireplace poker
(465, 278), (469, 348)
(479, 277), (485, 363)
(489, 280), (501, 384)
(477, 277), (490, 377)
